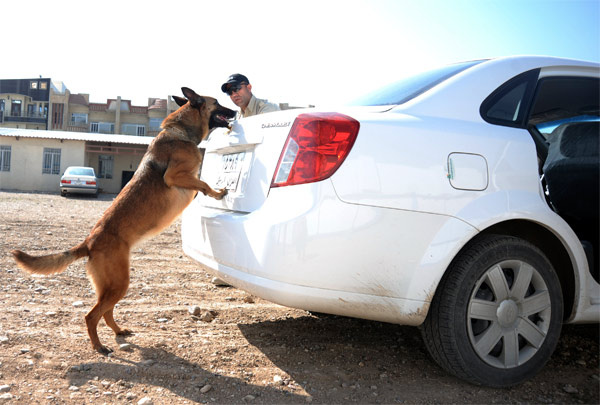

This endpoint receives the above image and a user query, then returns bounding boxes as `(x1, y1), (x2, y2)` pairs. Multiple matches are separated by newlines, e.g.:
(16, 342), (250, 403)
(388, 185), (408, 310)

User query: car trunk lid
(196, 110), (300, 213)
(195, 106), (381, 213)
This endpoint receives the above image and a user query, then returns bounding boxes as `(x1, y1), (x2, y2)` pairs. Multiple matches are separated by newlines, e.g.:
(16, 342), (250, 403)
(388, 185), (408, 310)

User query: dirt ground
(0, 191), (598, 404)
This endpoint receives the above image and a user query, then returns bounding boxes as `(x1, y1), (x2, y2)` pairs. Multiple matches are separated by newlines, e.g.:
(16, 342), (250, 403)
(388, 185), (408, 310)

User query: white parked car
(182, 56), (599, 387)
(60, 166), (99, 197)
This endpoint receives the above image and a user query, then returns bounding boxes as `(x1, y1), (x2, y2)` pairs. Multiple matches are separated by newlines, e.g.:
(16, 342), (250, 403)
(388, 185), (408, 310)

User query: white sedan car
(60, 166), (99, 197)
(182, 56), (599, 387)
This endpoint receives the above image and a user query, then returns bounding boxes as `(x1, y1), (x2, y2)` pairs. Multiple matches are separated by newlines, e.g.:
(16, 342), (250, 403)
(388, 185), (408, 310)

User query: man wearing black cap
(210, 73), (280, 288)
(221, 73), (279, 119)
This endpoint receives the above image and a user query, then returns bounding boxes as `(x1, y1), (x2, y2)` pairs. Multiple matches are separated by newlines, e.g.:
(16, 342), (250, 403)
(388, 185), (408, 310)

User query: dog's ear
(181, 87), (205, 108)
(172, 95), (187, 107)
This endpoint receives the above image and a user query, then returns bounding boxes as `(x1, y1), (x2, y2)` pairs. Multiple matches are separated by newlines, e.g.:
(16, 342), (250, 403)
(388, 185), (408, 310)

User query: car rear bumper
(188, 250), (429, 325)
(60, 185), (98, 194)
(182, 180), (476, 325)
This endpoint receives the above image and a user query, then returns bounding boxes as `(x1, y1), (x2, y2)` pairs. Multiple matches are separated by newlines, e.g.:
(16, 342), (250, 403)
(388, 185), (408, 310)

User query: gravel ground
(0, 191), (598, 404)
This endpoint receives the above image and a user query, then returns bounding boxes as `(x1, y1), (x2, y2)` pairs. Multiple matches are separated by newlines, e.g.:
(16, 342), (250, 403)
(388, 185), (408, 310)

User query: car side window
(480, 69), (540, 128)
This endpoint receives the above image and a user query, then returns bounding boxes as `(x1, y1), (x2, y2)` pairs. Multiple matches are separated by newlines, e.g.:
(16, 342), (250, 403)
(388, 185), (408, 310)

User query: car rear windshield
(66, 167), (95, 176)
(348, 60), (485, 106)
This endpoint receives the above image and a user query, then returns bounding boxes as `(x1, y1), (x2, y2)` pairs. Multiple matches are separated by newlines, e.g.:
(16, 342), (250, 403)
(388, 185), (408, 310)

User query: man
(210, 74), (279, 289)
(221, 73), (279, 118)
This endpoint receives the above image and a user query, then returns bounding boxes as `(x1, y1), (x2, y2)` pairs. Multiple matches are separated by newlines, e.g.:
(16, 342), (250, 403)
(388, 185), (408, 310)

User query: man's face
(227, 83), (252, 109)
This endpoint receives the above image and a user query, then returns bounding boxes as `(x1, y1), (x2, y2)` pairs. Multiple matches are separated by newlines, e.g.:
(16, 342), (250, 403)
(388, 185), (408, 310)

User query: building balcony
(3, 112), (47, 124)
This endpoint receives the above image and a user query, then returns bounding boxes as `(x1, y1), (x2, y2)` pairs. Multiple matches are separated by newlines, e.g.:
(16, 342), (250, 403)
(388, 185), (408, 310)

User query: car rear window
(66, 167), (95, 176)
(347, 60), (485, 106)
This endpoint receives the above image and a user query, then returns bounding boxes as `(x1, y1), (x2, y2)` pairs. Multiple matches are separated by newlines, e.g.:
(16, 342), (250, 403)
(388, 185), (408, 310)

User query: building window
(0, 145), (11, 172)
(30, 81), (38, 89)
(90, 122), (115, 134)
(122, 123), (146, 136)
(42, 148), (61, 175)
(11, 100), (22, 117)
(98, 155), (113, 179)
(149, 118), (162, 132)
(52, 103), (64, 129)
(71, 113), (88, 124)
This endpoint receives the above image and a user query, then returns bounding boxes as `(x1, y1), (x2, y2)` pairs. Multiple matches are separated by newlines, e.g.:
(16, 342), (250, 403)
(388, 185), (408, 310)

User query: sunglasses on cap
(226, 83), (247, 96)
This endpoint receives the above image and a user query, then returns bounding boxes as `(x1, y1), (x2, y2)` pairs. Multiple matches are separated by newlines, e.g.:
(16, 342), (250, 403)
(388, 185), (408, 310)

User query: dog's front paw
(215, 189), (227, 200)
(117, 329), (133, 336)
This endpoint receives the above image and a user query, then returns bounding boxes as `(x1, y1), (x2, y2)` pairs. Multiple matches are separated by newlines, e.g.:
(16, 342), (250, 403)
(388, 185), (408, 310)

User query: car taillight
(86, 181), (96, 185)
(61, 180), (71, 184)
(271, 112), (359, 188)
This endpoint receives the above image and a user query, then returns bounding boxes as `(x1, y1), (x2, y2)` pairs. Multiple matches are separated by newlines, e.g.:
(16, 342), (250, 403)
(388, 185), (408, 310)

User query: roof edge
(0, 127), (154, 145)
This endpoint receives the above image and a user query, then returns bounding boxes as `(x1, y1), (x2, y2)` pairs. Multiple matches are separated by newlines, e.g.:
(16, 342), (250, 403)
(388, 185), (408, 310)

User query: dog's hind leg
(86, 298), (118, 354)
(84, 248), (131, 354)
(104, 308), (133, 336)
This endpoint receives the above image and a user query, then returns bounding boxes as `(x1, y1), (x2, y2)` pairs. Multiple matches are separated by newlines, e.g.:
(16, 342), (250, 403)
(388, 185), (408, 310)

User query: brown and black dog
(11, 87), (235, 354)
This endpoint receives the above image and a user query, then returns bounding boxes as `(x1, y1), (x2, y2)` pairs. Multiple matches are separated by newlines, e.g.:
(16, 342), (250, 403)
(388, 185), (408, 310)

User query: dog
(11, 87), (236, 354)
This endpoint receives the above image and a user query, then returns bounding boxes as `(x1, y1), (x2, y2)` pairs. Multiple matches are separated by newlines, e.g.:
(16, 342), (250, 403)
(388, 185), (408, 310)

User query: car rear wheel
(420, 234), (563, 387)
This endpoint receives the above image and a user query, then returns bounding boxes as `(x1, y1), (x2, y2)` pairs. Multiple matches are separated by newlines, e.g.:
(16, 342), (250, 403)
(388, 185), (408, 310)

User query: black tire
(420, 234), (563, 387)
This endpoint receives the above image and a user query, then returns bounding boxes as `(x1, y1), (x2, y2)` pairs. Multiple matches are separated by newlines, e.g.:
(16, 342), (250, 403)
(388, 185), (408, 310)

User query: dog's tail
(11, 243), (89, 275)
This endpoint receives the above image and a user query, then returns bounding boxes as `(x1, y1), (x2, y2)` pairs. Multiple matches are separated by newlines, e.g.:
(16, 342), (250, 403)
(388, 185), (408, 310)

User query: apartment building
(0, 78), (176, 136)
(0, 78), (51, 130)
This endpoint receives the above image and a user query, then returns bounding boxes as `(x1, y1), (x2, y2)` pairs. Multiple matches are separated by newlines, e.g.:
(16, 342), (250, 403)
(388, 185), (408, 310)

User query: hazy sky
(3, 0), (599, 109)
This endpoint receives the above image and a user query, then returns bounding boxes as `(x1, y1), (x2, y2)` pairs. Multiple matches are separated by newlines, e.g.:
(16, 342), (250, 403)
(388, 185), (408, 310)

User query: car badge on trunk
(262, 122), (291, 129)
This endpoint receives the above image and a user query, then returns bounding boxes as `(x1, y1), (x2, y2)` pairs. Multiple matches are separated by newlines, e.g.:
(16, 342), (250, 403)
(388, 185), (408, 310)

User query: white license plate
(215, 152), (246, 191)
(74, 180), (85, 185)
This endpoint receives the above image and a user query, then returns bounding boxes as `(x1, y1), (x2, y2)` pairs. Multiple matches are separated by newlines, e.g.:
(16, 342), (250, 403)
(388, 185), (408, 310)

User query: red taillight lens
(86, 181), (96, 185)
(61, 180), (71, 184)
(271, 112), (359, 188)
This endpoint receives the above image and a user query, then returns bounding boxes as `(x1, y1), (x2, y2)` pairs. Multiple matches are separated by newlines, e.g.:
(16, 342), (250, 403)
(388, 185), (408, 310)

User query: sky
(2, 0), (599, 109)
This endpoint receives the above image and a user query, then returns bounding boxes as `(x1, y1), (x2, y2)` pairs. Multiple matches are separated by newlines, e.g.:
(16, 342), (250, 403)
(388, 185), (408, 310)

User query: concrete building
(0, 78), (177, 136)
(0, 78), (51, 130)
(0, 128), (152, 194)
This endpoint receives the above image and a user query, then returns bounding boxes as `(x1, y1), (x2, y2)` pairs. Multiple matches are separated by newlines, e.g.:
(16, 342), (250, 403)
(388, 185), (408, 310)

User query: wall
(0, 137), (85, 192)
(0, 136), (148, 194)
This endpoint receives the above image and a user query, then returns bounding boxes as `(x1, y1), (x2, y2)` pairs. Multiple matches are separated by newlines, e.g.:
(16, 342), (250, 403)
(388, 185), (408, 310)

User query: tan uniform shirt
(239, 94), (280, 119)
